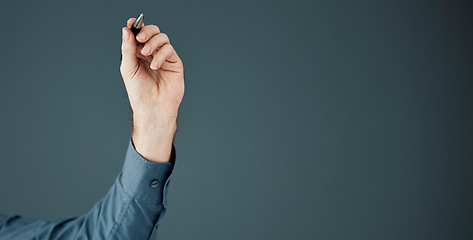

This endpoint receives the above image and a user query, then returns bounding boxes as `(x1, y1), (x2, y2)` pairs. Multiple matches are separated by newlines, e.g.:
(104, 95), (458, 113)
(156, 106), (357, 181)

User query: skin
(120, 17), (185, 163)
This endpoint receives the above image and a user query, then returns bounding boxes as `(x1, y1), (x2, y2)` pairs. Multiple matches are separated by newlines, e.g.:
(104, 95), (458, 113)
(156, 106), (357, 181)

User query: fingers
(127, 17), (144, 28)
(141, 33), (169, 56)
(150, 43), (177, 70)
(127, 17), (161, 44)
(122, 17), (180, 72)
(135, 25), (160, 43)
(120, 27), (138, 78)
(120, 17), (147, 79)
(127, 18), (135, 28)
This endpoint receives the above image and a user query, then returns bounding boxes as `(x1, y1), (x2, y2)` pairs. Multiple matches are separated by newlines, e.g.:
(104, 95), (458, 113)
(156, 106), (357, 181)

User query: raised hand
(120, 17), (185, 162)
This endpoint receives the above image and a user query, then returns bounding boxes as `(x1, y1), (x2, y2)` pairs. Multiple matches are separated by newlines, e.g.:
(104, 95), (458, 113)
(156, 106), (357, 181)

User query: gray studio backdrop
(0, 0), (472, 239)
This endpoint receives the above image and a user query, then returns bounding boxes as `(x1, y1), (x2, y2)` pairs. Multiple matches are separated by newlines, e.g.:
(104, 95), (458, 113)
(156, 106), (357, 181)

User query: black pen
(120, 13), (144, 60)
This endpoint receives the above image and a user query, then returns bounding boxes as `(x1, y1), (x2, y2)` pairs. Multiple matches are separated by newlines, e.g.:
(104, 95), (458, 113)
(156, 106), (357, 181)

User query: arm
(0, 137), (176, 239)
(0, 15), (185, 240)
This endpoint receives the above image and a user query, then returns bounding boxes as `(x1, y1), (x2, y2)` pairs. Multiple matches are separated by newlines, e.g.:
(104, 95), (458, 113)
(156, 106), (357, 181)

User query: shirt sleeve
(0, 137), (176, 240)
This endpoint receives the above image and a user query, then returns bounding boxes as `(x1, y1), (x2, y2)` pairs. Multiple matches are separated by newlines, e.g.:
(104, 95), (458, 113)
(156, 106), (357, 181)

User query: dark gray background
(0, 0), (472, 239)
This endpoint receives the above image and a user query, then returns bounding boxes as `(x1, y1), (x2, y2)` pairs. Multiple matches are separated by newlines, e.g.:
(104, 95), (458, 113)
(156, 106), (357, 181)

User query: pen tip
(134, 13), (144, 28)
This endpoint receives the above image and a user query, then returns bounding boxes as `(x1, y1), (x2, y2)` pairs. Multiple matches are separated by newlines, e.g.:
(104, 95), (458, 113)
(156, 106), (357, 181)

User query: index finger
(126, 18), (144, 28)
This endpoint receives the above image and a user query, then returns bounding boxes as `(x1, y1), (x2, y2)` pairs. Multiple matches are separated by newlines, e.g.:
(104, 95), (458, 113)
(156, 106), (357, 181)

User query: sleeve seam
(109, 194), (133, 239)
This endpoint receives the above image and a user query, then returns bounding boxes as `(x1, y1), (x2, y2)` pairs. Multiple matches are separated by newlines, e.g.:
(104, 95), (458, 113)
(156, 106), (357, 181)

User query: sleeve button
(150, 180), (159, 188)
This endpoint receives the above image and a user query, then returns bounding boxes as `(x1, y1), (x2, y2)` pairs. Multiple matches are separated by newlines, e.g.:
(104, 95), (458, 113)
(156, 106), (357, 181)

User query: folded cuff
(119, 137), (176, 203)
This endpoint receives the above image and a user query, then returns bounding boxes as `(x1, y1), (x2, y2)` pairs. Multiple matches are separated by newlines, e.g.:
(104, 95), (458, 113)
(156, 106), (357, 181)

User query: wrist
(131, 110), (177, 163)
(133, 107), (177, 130)
(133, 104), (179, 121)
(133, 115), (177, 133)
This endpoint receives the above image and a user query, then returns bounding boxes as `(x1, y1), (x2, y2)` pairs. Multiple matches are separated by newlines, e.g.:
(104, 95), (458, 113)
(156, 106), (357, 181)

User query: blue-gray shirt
(0, 137), (176, 239)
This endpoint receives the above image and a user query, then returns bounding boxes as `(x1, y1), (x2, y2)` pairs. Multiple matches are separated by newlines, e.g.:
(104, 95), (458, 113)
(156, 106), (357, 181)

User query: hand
(120, 17), (185, 162)
(120, 17), (185, 119)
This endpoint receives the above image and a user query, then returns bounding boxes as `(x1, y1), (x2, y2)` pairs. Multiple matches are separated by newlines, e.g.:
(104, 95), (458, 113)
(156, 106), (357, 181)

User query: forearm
(131, 109), (177, 163)
(0, 138), (174, 239)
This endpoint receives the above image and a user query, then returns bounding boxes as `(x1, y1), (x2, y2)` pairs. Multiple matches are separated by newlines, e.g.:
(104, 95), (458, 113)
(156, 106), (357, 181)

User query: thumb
(120, 27), (138, 79)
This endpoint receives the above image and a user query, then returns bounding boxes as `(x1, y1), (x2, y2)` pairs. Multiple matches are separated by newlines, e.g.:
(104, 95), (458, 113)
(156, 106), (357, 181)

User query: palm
(134, 50), (184, 103)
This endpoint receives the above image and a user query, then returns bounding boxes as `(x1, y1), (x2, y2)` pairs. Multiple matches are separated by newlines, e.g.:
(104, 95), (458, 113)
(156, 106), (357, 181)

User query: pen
(120, 13), (144, 60)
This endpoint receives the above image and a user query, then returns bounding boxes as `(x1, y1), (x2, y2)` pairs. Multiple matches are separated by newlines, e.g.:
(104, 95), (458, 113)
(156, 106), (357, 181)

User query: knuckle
(152, 25), (160, 33)
(160, 33), (169, 42)
(165, 43), (174, 51)
(143, 25), (159, 34)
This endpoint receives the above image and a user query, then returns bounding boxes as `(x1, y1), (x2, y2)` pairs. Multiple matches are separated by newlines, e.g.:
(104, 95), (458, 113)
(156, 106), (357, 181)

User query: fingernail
(142, 45), (151, 54)
(150, 62), (158, 70)
(137, 33), (146, 41)
(122, 28), (129, 41)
